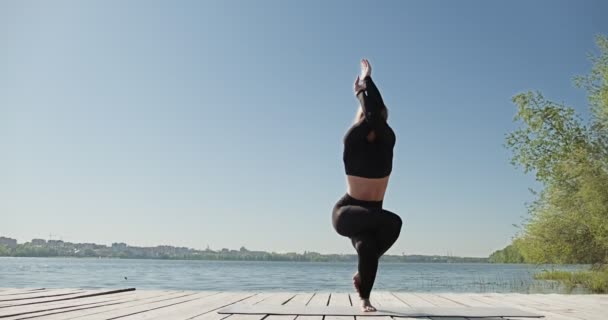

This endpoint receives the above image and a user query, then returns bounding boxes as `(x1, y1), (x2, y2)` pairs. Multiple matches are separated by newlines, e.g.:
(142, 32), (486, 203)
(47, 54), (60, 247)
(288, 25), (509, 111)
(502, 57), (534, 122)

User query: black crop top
(343, 76), (396, 179)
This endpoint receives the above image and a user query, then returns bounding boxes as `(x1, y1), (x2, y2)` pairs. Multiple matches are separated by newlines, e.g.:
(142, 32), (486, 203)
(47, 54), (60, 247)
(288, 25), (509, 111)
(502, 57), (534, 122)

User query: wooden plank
(1, 298), (126, 320)
(399, 293), (465, 320)
(256, 292), (297, 306)
(0, 290), (172, 320)
(297, 292), (329, 320)
(491, 293), (602, 320)
(390, 292), (435, 307)
(0, 289), (85, 302)
(447, 295), (512, 320)
(0, 289), (47, 297)
(414, 293), (465, 308)
(14, 290), (189, 320)
(141, 291), (256, 320)
(71, 291), (216, 320)
(189, 292), (277, 320)
(447, 292), (528, 320)
(0, 290), (142, 309)
(0, 288), (74, 300)
(325, 292), (353, 320)
(103, 291), (225, 320)
(0, 290), (138, 317)
(0, 288), (136, 308)
(374, 292), (410, 308)
(1, 289), (603, 320)
(493, 293), (584, 319)
(369, 291), (420, 320)
(435, 293), (493, 308)
(217, 304), (543, 318)
(522, 294), (607, 319)
(404, 293), (608, 320)
(559, 294), (608, 306)
(227, 292), (295, 320)
(471, 293), (580, 320)
(0, 289), (109, 307)
(265, 292), (315, 320)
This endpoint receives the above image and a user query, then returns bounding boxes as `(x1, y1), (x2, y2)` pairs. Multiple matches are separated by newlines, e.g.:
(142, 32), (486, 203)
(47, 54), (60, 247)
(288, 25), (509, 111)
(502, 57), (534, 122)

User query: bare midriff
(346, 175), (390, 201)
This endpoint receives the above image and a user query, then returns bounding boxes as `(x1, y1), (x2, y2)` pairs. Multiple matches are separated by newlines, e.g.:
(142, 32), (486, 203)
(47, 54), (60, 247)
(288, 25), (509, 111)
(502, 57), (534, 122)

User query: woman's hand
(354, 75), (366, 94)
(354, 59), (372, 94)
(360, 58), (371, 79)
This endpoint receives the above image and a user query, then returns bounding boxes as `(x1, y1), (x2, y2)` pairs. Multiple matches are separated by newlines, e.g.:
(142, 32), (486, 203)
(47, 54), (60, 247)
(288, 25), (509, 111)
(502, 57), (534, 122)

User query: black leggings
(331, 193), (403, 299)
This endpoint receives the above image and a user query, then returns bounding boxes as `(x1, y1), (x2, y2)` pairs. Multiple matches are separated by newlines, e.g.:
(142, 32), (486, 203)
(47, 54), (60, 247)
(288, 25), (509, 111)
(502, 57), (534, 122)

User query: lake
(0, 257), (590, 293)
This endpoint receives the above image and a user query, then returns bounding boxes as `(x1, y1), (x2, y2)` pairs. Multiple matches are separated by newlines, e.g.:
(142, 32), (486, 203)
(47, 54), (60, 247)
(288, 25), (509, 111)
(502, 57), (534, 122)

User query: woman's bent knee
(384, 210), (403, 229)
(395, 214), (403, 230)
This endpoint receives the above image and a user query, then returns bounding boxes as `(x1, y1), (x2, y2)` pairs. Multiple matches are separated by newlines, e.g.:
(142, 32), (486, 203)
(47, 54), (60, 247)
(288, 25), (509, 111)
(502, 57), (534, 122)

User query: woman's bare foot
(360, 58), (372, 80)
(352, 272), (361, 296)
(360, 298), (377, 312)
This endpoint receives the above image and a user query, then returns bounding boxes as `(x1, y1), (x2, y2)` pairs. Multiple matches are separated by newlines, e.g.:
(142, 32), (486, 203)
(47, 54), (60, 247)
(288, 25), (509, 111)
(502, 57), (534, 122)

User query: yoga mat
(217, 304), (543, 318)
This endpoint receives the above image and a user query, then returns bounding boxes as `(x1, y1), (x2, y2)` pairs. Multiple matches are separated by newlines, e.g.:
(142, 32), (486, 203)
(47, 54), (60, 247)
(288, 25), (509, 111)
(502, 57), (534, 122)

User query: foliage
(488, 242), (525, 263)
(0, 245), (9, 256)
(503, 35), (608, 266)
(535, 269), (608, 293)
(575, 35), (608, 139)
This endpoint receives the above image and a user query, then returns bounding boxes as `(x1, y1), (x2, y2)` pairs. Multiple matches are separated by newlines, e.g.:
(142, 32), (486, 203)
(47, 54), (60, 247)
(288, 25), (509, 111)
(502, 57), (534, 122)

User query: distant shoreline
(0, 255), (490, 263)
(0, 237), (488, 263)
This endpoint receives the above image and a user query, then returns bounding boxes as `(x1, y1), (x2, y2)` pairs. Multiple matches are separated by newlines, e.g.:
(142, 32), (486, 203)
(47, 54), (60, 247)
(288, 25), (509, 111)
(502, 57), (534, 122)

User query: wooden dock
(0, 288), (606, 320)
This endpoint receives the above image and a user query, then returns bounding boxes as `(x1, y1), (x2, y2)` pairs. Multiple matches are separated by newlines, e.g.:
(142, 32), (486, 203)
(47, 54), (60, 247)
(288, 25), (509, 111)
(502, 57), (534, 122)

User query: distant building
(48, 240), (64, 247)
(0, 237), (17, 249)
(31, 239), (46, 246)
(112, 243), (127, 250)
(79, 243), (96, 250)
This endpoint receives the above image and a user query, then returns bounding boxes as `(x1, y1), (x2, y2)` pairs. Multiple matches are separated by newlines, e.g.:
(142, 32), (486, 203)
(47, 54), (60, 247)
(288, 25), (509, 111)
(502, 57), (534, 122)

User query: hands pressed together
(354, 58), (372, 94)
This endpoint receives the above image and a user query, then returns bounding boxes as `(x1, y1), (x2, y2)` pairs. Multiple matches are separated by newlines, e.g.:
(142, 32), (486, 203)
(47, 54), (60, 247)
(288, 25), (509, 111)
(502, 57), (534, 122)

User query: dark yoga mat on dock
(217, 304), (543, 318)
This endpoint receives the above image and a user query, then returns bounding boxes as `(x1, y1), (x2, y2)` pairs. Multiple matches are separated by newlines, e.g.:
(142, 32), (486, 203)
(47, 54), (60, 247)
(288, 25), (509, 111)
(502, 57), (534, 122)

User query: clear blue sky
(1, 0), (606, 257)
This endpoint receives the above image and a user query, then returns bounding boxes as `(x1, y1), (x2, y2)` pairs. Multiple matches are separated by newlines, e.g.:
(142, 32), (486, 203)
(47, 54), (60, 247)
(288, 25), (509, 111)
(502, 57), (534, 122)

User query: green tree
(0, 245), (10, 256)
(506, 35), (608, 265)
(489, 242), (525, 263)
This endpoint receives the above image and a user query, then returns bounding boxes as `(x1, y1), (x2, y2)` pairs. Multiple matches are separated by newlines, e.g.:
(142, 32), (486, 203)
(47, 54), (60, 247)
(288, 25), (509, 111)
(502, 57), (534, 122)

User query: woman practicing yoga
(332, 59), (403, 312)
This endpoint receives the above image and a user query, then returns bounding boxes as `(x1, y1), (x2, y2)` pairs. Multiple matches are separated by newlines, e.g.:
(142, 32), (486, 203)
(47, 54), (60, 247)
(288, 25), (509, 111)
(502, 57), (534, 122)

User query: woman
(332, 59), (403, 312)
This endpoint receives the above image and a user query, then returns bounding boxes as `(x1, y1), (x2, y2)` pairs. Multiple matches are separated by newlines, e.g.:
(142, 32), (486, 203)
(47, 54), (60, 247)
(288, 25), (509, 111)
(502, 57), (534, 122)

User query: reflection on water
(0, 257), (590, 293)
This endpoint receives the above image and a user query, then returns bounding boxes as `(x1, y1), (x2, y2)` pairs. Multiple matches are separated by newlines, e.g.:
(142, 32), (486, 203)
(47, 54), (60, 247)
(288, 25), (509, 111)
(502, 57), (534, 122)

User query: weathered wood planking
(0, 289), (135, 308)
(297, 292), (329, 320)
(0, 289), (606, 320)
(371, 291), (421, 320)
(138, 291), (249, 320)
(470, 293), (580, 320)
(0, 289), (47, 297)
(265, 291), (315, 320)
(0, 291), (140, 318)
(391, 292), (436, 307)
(227, 292), (295, 320)
(325, 292), (354, 320)
(0, 290), (171, 320)
(490, 293), (603, 320)
(406, 293), (466, 320)
(515, 293), (606, 320)
(79, 291), (218, 320)
(61, 291), (215, 320)
(190, 292), (279, 320)
(0, 289), (85, 303)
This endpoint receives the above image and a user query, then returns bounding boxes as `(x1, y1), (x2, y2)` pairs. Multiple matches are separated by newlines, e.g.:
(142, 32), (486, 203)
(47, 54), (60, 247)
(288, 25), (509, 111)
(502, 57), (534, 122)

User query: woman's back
(342, 71), (395, 202)
(346, 175), (390, 201)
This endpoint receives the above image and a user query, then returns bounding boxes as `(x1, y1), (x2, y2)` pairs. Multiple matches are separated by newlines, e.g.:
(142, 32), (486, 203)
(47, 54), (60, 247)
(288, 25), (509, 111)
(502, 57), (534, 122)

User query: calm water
(0, 257), (590, 293)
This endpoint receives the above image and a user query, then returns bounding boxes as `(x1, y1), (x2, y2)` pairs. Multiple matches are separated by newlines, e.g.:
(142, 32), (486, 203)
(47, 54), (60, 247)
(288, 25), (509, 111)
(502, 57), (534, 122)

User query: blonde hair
(353, 105), (388, 124)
